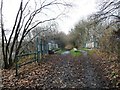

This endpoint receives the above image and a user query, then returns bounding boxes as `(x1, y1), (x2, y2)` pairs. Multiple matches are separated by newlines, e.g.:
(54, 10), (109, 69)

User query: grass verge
(79, 48), (97, 56)
(55, 49), (65, 54)
(70, 50), (82, 57)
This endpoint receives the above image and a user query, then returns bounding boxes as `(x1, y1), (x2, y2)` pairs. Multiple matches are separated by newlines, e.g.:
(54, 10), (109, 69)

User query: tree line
(0, 0), (120, 69)
(67, 0), (120, 61)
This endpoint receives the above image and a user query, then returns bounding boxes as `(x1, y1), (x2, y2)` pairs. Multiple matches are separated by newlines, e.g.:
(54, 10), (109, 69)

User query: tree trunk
(1, 0), (9, 69)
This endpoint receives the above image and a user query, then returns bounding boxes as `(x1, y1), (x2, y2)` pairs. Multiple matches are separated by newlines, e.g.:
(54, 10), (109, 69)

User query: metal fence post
(40, 38), (43, 60)
(36, 37), (40, 63)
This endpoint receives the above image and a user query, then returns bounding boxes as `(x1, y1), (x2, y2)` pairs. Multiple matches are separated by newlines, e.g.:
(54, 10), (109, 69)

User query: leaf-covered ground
(92, 50), (120, 88)
(1, 51), (120, 89)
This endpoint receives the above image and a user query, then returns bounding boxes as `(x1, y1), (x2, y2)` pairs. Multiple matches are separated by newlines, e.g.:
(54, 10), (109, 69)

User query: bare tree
(94, 0), (120, 61)
(0, 0), (71, 69)
(95, 0), (120, 22)
(20, 22), (58, 54)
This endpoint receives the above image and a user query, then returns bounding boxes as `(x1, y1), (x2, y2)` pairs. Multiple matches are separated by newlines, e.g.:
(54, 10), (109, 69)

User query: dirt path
(80, 51), (105, 88)
(39, 51), (107, 88)
(2, 51), (109, 89)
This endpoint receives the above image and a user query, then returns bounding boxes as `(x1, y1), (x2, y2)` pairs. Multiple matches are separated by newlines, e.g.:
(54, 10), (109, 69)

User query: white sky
(2, 0), (98, 34)
(58, 0), (97, 34)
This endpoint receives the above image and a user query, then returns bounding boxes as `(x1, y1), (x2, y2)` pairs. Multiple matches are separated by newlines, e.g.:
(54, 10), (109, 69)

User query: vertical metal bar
(46, 43), (48, 54)
(38, 40), (40, 63)
(34, 51), (36, 61)
(40, 38), (43, 60)
(43, 40), (45, 54)
(36, 37), (40, 63)
(44, 41), (46, 54)
(36, 37), (38, 62)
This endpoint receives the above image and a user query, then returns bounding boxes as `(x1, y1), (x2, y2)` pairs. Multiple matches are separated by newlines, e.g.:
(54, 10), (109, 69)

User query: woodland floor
(1, 51), (120, 89)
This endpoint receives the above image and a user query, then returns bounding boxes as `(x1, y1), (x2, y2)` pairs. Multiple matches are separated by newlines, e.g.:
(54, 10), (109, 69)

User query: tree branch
(8, 1), (23, 63)
(7, 0), (23, 48)
(24, 16), (59, 37)
(22, 0), (30, 12)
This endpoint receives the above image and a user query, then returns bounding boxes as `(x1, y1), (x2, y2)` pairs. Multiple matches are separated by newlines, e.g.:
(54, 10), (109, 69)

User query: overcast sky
(2, 0), (98, 34)
(58, 0), (97, 34)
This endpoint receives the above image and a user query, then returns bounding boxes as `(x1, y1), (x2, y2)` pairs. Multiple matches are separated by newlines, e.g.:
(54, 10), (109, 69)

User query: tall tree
(68, 19), (93, 48)
(94, 0), (120, 60)
(0, 0), (71, 69)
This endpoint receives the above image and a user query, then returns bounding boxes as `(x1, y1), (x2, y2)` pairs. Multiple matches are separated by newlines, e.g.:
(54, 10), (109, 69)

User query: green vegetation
(80, 48), (89, 51)
(87, 49), (96, 56)
(70, 49), (82, 57)
(79, 48), (96, 56)
(55, 49), (65, 54)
